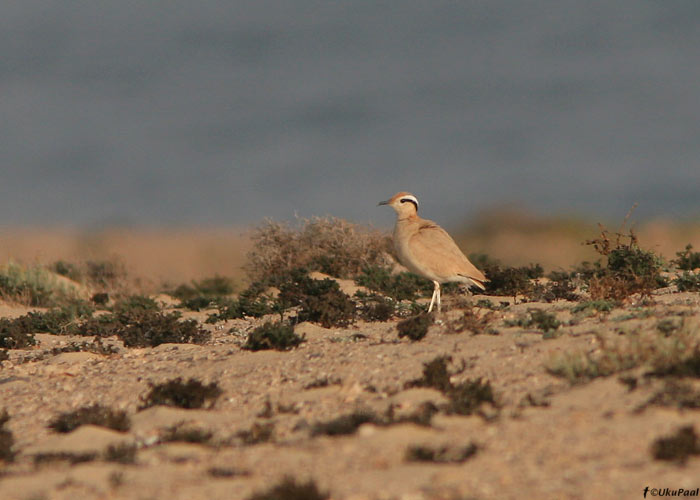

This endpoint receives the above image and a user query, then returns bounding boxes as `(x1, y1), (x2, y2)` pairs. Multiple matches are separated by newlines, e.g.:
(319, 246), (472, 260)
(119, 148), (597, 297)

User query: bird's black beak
(378, 200), (389, 206)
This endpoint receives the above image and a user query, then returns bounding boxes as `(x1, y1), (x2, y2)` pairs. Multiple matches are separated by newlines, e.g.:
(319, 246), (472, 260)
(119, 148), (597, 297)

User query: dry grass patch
(245, 216), (391, 284)
(0, 261), (84, 307)
(546, 321), (699, 384)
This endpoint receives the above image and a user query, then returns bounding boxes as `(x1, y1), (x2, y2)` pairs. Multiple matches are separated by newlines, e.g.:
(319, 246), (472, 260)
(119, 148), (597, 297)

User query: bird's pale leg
(428, 281), (439, 313)
(436, 282), (441, 312)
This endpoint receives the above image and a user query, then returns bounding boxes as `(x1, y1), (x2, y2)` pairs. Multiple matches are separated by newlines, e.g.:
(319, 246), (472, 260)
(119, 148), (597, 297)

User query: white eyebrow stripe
(400, 195), (418, 207)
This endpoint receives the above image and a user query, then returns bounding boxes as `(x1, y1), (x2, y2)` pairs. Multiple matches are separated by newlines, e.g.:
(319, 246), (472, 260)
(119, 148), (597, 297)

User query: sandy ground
(1, 286), (699, 500)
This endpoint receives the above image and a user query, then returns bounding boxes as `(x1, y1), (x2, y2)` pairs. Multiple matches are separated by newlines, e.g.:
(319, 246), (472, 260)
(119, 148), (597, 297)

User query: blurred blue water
(1, 1), (699, 229)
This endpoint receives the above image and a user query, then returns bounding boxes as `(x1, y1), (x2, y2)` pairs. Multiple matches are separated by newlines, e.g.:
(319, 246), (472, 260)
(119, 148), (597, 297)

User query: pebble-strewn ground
(1, 286), (700, 500)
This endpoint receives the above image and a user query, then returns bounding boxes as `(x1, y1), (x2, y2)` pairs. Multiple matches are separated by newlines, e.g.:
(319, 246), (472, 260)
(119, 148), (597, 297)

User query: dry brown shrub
(588, 275), (636, 302)
(245, 216), (392, 283)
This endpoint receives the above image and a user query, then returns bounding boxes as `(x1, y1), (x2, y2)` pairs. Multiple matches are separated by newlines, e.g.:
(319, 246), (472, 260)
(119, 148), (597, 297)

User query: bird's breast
(393, 222), (426, 276)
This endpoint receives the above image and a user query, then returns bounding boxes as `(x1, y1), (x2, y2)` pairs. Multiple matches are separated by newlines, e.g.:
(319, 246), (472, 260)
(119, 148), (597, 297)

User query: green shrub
(674, 272), (700, 292)
(104, 443), (137, 464)
(405, 443), (478, 463)
(406, 356), (495, 415)
(355, 266), (433, 301)
(79, 309), (210, 348)
(407, 355), (455, 392)
(247, 476), (329, 500)
(116, 311), (209, 348)
(531, 273), (579, 302)
(310, 410), (381, 437)
(584, 225), (667, 300)
(111, 295), (160, 315)
(506, 309), (560, 333)
(651, 426), (699, 464)
(397, 313), (433, 341)
(243, 322), (304, 351)
(169, 275), (237, 308)
(355, 292), (395, 322)
(482, 262), (543, 297)
(278, 271), (354, 328)
(205, 283), (281, 323)
(448, 378), (495, 415)
(140, 378), (222, 410)
(0, 318), (37, 349)
(572, 300), (616, 314)
(160, 423), (213, 444)
(48, 404), (130, 433)
(642, 381), (700, 410)
(0, 410), (15, 462)
(672, 244), (700, 271)
(0, 301), (95, 339)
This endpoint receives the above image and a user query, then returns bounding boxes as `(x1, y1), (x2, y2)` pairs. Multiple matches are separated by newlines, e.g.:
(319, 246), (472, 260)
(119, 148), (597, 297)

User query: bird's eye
(400, 197), (418, 209)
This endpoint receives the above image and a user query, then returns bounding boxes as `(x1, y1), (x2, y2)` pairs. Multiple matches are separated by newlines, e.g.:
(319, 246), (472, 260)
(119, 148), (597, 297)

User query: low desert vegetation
(2, 214), (700, 498)
(0, 411), (15, 463)
(397, 313), (433, 341)
(447, 305), (498, 335)
(0, 317), (37, 349)
(0, 262), (83, 307)
(310, 410), (382, 437)
(48, 404), (131, 433)
(140, 378), (223, 410)
(247, 475), (329, 500)
(33, 443), (138, 466)
(278, 270), (355, 327)
(245, 216), (390, 284)
(354, 292), (395, 322)
(51, 259), (128, 292)
(243, 321), (305, 351)
(405, 442), (478, 463)
(407, 356), (496, 416)
(546, 321), (700, 384)
(583, 223), (667, 301)
(159, 423), (214, 445)
(2, 214), (690, 354)
(640, 380), (700, 410)
(355, 265), (434, 301)
(168, 275), (237, 311)
(0, 216), (698, 394)
(505, 309), (561, 334)
(651, 426), (700, 464)
(672, 244), (700, 271)
(237, 421), (276, 445)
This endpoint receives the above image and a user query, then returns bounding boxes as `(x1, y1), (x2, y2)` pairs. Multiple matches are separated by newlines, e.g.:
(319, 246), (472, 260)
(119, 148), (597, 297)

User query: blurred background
(1, 1), (699, 282)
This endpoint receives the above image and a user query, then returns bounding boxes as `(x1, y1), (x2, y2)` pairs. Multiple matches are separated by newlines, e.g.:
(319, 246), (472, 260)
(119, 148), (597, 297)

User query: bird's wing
(410, 219), (487, 286)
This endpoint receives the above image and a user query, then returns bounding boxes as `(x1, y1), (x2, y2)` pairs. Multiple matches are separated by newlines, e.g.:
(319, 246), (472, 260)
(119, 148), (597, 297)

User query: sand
(1, 286), (699, 500)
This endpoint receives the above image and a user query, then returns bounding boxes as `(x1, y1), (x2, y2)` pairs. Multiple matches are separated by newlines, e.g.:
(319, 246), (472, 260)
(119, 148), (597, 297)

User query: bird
(379, 191), (487, 313)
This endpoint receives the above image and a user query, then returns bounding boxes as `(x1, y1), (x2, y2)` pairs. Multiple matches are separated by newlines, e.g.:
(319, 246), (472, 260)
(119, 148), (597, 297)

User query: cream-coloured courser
(379, 192), (487, 313)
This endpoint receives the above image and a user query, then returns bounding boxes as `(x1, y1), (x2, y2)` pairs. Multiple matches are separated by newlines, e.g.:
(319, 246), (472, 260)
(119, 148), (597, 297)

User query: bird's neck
(396, 212), (419, 222)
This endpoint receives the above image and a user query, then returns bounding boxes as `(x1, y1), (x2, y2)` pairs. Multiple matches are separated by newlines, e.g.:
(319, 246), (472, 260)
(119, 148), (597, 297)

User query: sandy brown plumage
(379, 191), (486, 312)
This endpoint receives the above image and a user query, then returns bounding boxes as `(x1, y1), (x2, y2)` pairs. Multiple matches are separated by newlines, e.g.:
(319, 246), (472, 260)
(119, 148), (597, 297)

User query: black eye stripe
(400, 198), (418, 210)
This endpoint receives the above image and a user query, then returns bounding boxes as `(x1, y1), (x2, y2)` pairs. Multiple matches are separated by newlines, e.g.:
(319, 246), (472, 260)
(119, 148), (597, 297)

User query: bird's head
(378, 192), (419, 218)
